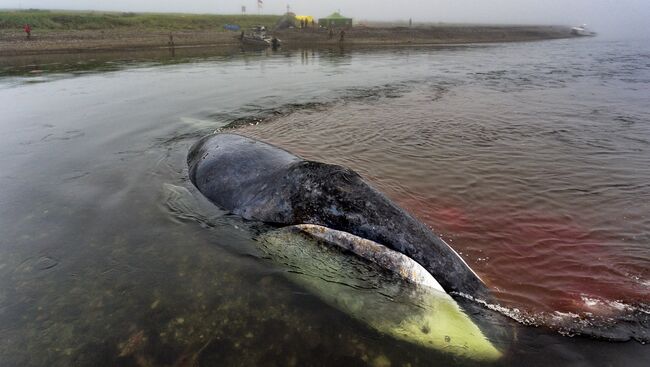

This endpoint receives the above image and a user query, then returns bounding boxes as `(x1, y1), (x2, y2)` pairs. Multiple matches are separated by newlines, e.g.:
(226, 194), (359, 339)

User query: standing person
(168, 32), (175, 47)
(328, 28), (334, 40)
(339, 29), (345, 42)
(24, 24), (31, 39)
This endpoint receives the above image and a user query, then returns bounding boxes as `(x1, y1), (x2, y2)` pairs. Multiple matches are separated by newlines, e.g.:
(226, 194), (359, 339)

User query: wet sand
(0, 25), (576, 55)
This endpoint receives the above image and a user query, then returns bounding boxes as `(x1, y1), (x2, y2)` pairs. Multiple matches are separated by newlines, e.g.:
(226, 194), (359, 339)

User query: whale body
(188, 133), (488, 299)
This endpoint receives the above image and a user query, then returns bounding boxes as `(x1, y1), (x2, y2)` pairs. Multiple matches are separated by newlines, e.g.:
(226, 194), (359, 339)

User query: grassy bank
(0, 9), (281, 31)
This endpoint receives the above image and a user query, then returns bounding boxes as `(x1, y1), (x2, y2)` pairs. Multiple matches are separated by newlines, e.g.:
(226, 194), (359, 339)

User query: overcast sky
(4, 1), (649, 38)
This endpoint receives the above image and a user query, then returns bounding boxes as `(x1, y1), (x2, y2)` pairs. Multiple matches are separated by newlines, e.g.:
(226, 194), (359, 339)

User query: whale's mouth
(287, 224), (448, 293)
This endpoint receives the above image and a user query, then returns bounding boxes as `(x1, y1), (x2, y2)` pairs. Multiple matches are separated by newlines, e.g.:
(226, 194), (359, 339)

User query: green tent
(318, 12), (353, 28)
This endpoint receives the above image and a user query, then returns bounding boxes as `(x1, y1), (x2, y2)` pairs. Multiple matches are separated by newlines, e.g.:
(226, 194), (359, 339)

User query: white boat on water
(571, 24), (597, 37)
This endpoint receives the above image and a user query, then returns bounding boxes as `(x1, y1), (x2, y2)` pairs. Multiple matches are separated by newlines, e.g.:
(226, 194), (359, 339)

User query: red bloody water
(389, 194), (649, 315)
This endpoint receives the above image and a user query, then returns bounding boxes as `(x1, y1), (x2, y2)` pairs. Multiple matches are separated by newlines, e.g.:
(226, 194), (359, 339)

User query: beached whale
(188, 133), (488, 299)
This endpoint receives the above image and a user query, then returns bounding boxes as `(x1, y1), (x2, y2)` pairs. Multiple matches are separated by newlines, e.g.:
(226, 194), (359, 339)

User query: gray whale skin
(188, 133), (488, 299)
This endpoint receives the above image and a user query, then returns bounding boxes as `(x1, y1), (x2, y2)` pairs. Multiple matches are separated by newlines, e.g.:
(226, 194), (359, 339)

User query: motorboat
(571, 24), (597, 37)
(239, 26), (281, 48)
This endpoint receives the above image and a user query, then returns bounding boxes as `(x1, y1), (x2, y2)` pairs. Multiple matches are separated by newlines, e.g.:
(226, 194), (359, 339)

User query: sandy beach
(0, 25), (576, 55)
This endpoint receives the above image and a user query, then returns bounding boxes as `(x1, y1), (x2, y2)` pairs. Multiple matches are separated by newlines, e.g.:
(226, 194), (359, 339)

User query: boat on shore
(571, 24), (597, 37)
(239, 26), (281, 48)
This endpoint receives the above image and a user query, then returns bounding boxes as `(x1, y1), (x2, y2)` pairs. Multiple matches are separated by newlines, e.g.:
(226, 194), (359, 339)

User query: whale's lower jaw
(290, 224), (447, 293)
(258, 224), (503, 362)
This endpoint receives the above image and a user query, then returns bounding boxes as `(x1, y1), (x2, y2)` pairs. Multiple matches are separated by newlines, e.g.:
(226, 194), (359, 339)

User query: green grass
(0, 9), (282, 31)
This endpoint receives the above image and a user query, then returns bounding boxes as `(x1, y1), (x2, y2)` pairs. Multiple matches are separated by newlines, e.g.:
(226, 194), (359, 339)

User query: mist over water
(0, 37), (649, 365)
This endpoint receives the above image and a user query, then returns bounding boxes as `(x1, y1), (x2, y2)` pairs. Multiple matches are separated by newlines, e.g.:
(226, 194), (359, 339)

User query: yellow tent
(295, 15), (315, 28)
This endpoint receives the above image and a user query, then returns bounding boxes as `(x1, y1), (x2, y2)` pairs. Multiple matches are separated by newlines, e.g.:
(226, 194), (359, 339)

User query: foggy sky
(5, 1), (649, 38)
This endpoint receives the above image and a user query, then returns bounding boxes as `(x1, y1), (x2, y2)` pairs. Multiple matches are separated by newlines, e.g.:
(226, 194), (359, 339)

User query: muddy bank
(275, 25), (576, 46)
(0, 29), (239, 55)
(0, 25), (576, 55)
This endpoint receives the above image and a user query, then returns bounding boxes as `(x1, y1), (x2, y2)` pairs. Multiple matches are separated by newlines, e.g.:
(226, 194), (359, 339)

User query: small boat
(571, 24), (597, 37)
(239, 26), (281, 48)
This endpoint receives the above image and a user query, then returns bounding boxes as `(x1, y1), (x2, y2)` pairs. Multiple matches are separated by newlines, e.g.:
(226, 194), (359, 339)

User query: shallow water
(1, 39), (649, 366)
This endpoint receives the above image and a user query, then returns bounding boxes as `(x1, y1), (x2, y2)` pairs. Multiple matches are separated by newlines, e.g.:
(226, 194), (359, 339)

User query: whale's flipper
(258, 225), (503, 362)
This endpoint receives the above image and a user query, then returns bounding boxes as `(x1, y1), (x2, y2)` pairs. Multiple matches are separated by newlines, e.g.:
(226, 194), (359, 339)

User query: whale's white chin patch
(257, 224), (503, 361)
(291, 224), (447, 293)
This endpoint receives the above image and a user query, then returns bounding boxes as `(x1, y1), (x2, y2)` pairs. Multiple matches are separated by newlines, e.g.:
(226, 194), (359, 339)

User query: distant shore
(0, 25), (577, 56)
(0, 10), (580, 55)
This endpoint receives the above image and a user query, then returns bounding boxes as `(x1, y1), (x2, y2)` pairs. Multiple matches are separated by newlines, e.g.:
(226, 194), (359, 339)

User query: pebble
(371, 354), (391, 367)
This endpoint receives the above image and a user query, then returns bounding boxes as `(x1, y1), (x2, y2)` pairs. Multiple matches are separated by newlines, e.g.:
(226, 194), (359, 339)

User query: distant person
(339, 29), (345, 42)
(168, 32), (175, 47)
(409, 18), (412, 27)
(328, 28), (334, 40)
(23, 24), (31, 39)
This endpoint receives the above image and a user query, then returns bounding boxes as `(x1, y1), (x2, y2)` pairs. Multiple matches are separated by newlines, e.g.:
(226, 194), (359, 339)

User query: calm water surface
(1, 39), (649, 366)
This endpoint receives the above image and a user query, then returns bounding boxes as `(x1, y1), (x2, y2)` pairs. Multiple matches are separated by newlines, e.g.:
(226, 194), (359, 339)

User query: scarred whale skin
(188, 133), (488, 298)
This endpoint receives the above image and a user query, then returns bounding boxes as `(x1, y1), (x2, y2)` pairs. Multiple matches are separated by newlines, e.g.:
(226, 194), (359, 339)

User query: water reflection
(0, 44), (437, 80)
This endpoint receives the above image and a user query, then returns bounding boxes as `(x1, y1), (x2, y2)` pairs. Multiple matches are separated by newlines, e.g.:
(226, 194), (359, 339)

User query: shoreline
(0, 25), (577, 56)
